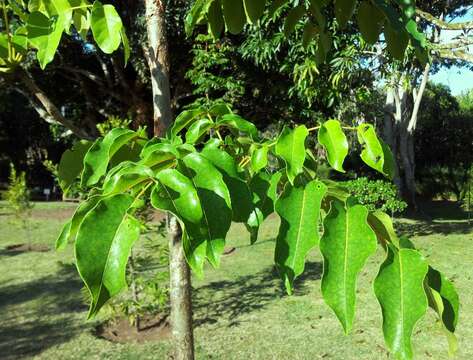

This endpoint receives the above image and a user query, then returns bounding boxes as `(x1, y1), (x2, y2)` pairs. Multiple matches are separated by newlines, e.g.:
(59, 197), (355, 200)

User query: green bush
(6, 163), (33, 217)
(343, 177), (407, 214)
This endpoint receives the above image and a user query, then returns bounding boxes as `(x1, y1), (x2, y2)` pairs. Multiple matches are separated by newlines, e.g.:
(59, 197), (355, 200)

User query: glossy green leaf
(357, 123), (385, 175)
(171, 108), (206, 137)
(81, 128), (139, 187)
(55, 194), (103, 250)
(58, 140), (93, 192)
(320, 200), (377, 333)
(140, 142), (178, 168)
(374, 246), (429, 360)
(275, 180), (327, 294)
(284, 5), (305, 36)
(250, 145), (269, 173)
(90, 1), (123, 54)
(75, 194), (139, 318)
(425, 266), (459, 355)
(27, 11), (65, 69)
(72, 8), (90, 39)
(275, 125), (308, 184)
(318, 120), (348, 172)
(151, 168), (206, 276)
(357, 0), (384, 44)
(243, 0), (265, 23)
(335, 0), (356, 28)
(181, 153), (232, 268)
(184, 0), (208, 37)
(217, 114), (258, 140)
(201, 145), (255, 224)
(185, 118), (214, 144)
(208, 0), (224, 39)
(222, 0), (246, 35)
(102, 163), (153, 195)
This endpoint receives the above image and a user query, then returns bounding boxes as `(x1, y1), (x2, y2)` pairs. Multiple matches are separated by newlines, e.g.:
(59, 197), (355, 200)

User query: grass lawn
(0, 200), (472, 359)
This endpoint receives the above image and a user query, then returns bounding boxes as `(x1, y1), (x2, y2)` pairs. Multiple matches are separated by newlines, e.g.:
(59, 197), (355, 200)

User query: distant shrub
(343, 177), (407, 214)
(6, 163), (33, 217)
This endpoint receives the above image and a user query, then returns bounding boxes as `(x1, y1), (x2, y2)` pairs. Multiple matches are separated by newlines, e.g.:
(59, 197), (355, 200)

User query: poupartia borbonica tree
(1, 1), (461, 359)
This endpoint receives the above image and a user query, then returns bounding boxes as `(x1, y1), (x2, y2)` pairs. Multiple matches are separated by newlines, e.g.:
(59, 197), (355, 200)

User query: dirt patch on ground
(5, 243), (50, 253)
(94, 315), (170, 343)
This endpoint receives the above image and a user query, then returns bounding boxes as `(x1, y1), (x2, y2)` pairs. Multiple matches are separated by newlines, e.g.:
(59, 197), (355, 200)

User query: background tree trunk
(144, 1), (195, 359)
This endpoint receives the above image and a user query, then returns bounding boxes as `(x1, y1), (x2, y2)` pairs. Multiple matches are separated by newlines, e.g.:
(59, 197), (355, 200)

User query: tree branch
(408, 63), (430, 132)
(416, 9), (473, 30)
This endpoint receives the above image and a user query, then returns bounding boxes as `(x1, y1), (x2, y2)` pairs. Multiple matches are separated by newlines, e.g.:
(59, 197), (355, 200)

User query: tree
(1, 1), (462, 359)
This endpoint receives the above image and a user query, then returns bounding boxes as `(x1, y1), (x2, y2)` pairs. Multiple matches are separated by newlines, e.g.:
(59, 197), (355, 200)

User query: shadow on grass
(396, 220), (473, 237)
(193, 261), (322, 328)
(0, 262), (87, 360)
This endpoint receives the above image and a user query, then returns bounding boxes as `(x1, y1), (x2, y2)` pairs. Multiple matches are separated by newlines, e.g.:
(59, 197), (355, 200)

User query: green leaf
(367, 210), (399, 247)
(374, 246), (429, 360)
(72, 8), (90, 39)
(180, 153), (232, 268)
(318, 120), (348, 173)
(75, 194), (139, 318)
(334, 0), (356, 28)
(425, 266), (459, 355)
(81, 128), (139, 187)
(357, 0), (384, 44)
(102, 163), (153, 196)
(247, 171), (281, 243)
(184, 0), (208, 37)
(380, 138), (396, 180)
(275, 180), (327, 294)
(221, 0), (246, 35)
(201, 145), (254, 224)
(284, 5), (305, 36)
(250, 145), (269, 173)
(185, 118), (214, 144)
(90, 1), (123, 54)
(55, 195), (103, 250)
(208, 0), (224, 39)
(320, 200), (377, 333)
(171, 108), (206, 137)
(385, 24), (409, 60)
(275, 125), (308, 184)
(58, 140), (93, 192)
(217, 113), (258, 140)
(140, 142), (178, 168)
(120, 27), (130, 64)
(27, 11), (65, 69)
(151, 169), (206, 276)
(243, 0), (265, 24)
(302, 21), (318, 49)
(357, 123), (384, 175)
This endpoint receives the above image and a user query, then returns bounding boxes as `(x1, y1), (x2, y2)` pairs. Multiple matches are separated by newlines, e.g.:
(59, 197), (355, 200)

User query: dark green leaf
(335, 0), (356, 28)
(275, 180), (327, 294)
(357, 0), (384, 44)
(385, 24), (409, 60)
(302, 21), (318, 49)
(181, 153), (232, 268)
(171, 108), (206, 137)
(222, 0), (246, 35)
(250, 145), (269, 173)
(217, 113), (258, 140)
(208, 0), (224, 39)
(284, 5), (305, 36)
(243, 0), (265, 24)
(58, 140), (93, 192)
(102, 163), (153, 195)
(75, 194), (139, 318)
(185, 118), (214, 144)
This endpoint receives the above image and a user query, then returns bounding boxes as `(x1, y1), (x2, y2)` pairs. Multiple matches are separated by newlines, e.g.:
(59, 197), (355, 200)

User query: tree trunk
(144, 0), (173, 137)
(168, 216), (194, 360)
(143, 1), (195, 359)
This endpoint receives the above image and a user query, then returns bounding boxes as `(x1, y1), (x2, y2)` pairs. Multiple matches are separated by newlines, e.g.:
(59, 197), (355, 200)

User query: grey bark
(143, 1), (195, 359)
(144, 0), (173, 136)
